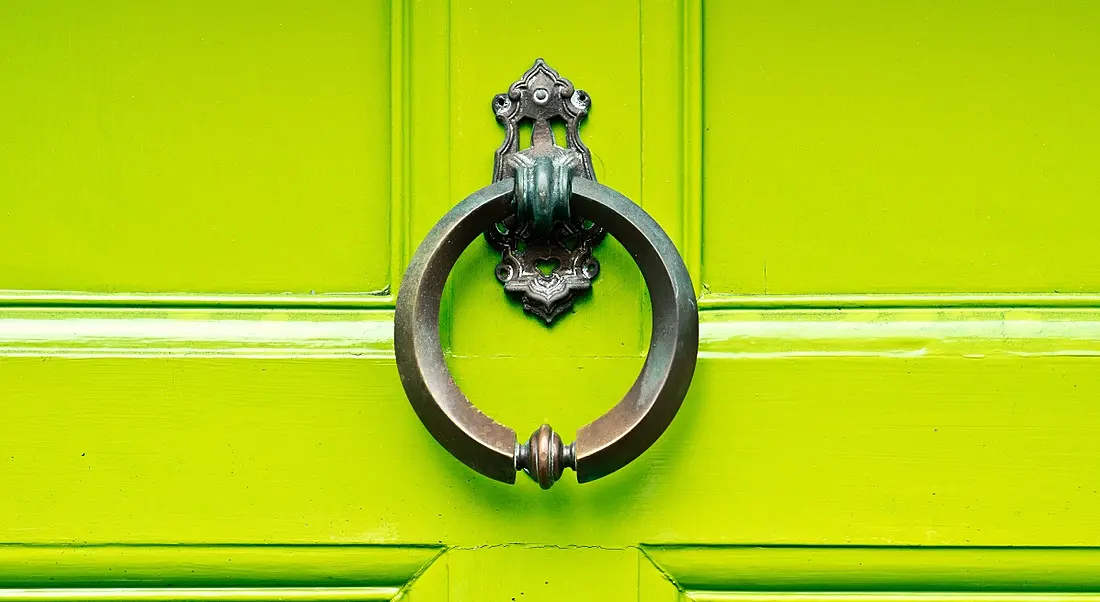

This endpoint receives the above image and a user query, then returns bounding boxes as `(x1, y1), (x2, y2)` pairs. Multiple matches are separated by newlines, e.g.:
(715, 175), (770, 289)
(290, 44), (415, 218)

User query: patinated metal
(394, 178), (699, 488)
(394, 61), (698, 489)
(486, 59), (606, 323)
(516, 424), (572, 490)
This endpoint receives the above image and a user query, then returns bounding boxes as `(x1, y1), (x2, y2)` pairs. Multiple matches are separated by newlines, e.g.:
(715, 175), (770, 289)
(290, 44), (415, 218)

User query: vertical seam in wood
(682, 0), (704, 298)
(441, 0), (455, 351)
(444, 0), (453, 210)
(638, 0), (649, 354)
(404, 0), (454, 349)
(388, 0), (410, 298)
(638, 0), (646, 209)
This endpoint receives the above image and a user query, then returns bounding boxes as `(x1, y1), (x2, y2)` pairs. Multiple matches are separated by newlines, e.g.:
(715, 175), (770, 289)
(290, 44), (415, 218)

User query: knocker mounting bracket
(484, 59), (606, 323)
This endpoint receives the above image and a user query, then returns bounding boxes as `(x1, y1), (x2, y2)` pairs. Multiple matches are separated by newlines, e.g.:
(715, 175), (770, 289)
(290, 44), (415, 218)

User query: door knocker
(394, 60), (699, 489)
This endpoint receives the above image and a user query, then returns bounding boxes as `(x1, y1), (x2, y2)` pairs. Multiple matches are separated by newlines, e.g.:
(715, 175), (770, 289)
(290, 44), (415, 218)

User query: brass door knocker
(395, 60), (699, 489)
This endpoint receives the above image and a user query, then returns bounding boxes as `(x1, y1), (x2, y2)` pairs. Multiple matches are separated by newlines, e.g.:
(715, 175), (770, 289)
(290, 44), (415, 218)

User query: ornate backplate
(484, 59), (607, 324)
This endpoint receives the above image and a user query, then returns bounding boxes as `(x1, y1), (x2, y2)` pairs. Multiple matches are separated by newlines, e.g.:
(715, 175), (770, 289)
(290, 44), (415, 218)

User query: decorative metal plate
(484, 59), (606, 323)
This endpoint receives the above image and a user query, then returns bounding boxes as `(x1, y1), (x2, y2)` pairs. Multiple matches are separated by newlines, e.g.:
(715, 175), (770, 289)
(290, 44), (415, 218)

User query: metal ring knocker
(394, 60), (699, 489)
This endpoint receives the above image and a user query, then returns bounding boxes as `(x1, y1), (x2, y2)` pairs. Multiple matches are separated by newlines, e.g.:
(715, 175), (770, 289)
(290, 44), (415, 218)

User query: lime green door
(3, 1), (1100, 601)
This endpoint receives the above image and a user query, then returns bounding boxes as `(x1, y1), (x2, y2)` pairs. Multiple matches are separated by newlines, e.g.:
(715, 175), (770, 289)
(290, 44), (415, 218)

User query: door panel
(0, 1), (392, 295)
(702, 0), (1100, 296)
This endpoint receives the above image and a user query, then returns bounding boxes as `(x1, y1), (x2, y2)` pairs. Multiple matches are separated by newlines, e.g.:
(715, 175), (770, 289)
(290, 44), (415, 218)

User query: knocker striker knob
(516, 424), (576, 489)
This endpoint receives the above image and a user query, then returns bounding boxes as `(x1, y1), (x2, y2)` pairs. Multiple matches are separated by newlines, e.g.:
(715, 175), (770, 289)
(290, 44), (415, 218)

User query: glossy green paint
(702, 0), (1100, 296)
(0, 1), (392, 295)
(646, 547), (1100, 592)
(0, 545), (438, 589)
(1, 1), (1099, 601)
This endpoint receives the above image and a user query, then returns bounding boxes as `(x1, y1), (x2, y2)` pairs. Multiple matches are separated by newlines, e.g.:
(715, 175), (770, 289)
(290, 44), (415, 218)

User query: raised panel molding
(645, 546), (1100, 600)
(11, 546), (1100, 602)
(0, 308), (1097, 546)
(640, 0), (703, 296)
(0, 589), (397, 602)
(0, 545), (440, 597)
(4, 306), (1099, 359)
(689, 595), (1100, 602)
(699, 293), (1100, 310)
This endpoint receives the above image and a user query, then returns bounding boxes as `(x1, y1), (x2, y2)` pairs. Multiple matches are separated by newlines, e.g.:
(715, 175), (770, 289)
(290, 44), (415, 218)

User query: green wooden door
(3, 1), (1100, 601)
